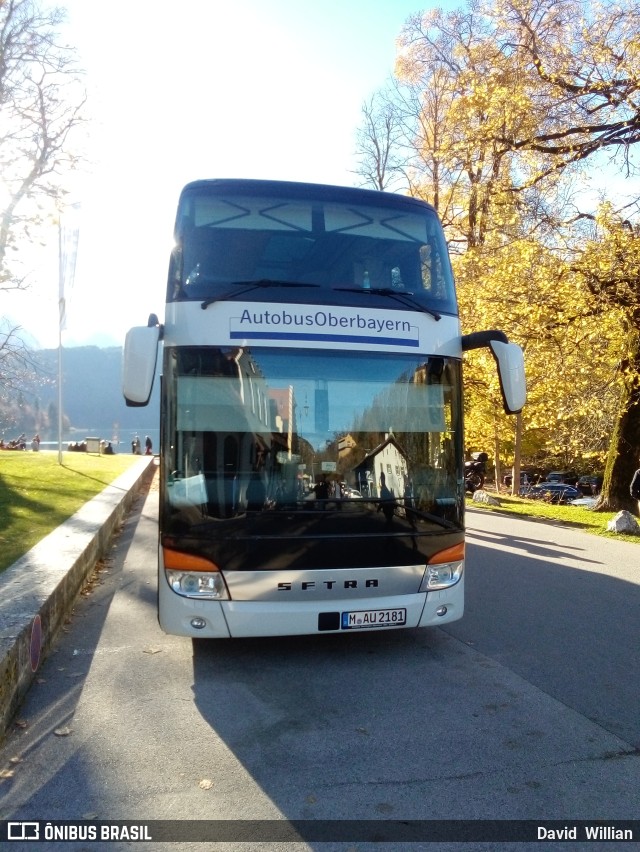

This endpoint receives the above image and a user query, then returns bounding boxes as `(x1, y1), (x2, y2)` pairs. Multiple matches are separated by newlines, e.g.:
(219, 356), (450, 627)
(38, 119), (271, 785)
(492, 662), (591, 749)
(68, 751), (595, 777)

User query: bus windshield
(167, 182), (457, 316)
(162, 346), (463, 571)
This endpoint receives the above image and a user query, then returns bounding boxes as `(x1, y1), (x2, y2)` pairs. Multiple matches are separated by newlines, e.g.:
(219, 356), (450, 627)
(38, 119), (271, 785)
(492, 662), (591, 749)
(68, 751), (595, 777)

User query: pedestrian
(630, 465), (640, 513)
(377, 472), (395, 525)
(312, 475), (330, 509)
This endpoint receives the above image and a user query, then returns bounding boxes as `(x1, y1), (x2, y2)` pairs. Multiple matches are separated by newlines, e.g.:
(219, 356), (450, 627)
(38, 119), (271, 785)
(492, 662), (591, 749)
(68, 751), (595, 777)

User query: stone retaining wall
(0, 457), (156, 740)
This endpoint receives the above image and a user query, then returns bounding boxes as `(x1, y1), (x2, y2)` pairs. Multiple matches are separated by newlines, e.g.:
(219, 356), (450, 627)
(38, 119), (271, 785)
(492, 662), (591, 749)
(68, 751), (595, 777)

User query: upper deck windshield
(167, 181), (457, 316)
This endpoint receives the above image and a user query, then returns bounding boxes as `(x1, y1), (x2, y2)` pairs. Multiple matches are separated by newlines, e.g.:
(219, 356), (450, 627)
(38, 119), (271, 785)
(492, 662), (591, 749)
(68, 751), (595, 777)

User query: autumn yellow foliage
(356, 0), (640, 508)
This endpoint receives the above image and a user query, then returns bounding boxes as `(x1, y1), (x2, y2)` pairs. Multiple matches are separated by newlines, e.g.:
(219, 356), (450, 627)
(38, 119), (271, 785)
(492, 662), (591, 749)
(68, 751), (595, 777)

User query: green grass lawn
(469, 491), (640, 543)
(0, 451), (143, 572)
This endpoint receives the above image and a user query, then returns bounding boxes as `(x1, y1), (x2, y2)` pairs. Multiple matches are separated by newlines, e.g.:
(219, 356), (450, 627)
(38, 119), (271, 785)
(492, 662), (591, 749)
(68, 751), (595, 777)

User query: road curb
(0, 456), (156, 741)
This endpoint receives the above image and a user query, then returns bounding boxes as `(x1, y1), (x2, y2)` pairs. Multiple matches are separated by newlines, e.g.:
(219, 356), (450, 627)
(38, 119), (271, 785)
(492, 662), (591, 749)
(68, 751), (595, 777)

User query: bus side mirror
(490, 340), (527, 414)
(123, 325), (160, 406)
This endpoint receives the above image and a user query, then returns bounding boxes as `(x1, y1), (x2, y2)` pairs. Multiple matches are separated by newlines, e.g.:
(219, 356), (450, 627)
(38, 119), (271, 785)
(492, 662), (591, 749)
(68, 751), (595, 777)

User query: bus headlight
(167, 570), (228, 599)
(420, 542), (464, 591)
(163, 546), (230, 599)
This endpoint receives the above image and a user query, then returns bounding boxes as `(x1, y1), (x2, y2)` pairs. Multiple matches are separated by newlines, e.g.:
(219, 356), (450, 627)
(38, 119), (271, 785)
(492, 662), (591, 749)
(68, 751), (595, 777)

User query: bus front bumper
(157, 578), (464, 638)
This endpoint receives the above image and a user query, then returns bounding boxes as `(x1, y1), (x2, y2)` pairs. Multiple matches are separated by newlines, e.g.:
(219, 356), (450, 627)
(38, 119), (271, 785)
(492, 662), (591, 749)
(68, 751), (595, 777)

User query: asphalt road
(0, 480), (639, 851)
(448, 508), (640, 748)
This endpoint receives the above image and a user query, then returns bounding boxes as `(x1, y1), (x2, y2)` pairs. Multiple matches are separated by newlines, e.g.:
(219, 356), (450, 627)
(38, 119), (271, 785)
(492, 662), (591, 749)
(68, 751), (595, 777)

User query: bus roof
(179, 179), (437, 216)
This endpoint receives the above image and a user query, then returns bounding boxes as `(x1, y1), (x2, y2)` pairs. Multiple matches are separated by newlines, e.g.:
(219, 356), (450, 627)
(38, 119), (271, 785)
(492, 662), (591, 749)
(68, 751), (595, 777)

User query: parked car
(576, 474), (603, 496)
(520, 482), (581, 504)
(545, 470), (577, 484)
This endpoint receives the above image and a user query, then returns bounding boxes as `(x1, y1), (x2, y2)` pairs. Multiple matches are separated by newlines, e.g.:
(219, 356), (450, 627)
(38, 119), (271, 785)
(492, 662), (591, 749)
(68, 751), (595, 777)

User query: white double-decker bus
(123, 179), (526, 638)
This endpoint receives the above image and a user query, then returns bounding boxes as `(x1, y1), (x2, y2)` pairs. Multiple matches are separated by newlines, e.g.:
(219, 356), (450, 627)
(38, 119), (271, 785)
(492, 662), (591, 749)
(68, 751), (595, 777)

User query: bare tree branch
(0, 0), (86, 395)
(0, 0), (86, 289)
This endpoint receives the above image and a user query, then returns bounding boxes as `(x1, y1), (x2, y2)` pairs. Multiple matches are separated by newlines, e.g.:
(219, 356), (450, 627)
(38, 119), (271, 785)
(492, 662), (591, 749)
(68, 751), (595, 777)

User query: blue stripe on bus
(229, 331), (420, 347)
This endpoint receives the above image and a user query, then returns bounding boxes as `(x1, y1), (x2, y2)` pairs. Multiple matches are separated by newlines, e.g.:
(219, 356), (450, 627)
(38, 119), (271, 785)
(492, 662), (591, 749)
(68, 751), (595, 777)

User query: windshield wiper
(201, 279), (320, 309)
(333, 287), (441, 321)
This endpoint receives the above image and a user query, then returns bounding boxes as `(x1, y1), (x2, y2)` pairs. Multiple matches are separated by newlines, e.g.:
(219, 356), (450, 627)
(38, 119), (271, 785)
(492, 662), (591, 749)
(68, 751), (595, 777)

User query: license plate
(341, 608), (406, 630)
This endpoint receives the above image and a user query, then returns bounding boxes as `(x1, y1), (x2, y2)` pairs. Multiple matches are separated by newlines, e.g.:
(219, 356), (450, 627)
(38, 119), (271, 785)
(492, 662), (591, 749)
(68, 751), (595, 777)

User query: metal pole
(58, 219), (63, 465)
(56, 203), (80, 464)
(57, 324), (63, 464)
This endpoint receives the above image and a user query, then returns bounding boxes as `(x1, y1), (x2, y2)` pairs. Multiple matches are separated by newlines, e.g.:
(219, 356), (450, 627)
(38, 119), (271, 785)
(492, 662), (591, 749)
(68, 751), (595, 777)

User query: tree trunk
(493, 412), (502, 493)
(511, 412), (523, 497)
(594, 326), (640, 515)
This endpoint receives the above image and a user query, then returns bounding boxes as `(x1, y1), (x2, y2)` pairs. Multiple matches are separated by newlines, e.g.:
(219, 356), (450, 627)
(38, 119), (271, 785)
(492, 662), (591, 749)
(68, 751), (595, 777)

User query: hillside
(2, 346), (159, 447)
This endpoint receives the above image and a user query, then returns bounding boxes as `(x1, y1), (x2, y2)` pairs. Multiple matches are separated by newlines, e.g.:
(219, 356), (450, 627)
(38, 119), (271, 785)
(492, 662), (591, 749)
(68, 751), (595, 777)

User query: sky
(5, 0), (436, 350)
(5, 0), (634, 352)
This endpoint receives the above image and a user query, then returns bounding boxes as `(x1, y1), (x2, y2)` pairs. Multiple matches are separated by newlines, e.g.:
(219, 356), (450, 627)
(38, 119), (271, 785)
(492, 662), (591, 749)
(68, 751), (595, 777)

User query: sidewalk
(0, 456), (156, 740)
